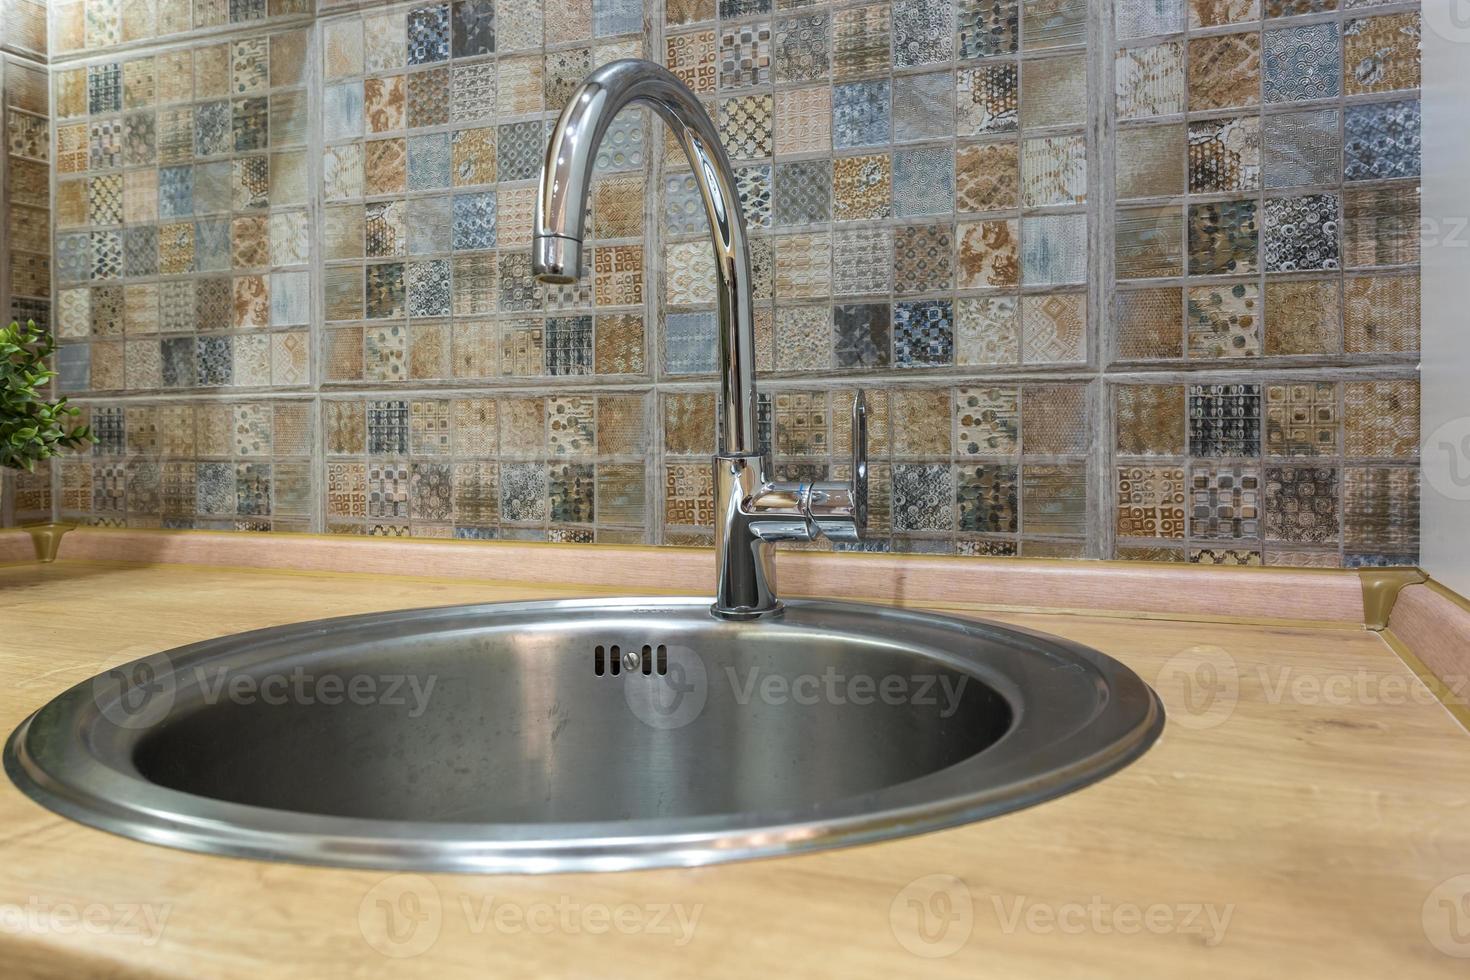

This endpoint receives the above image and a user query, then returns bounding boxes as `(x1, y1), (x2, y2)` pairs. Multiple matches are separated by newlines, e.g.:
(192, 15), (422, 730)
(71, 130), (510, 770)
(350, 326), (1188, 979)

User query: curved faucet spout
(533, 59), (867, 618)
(533, 59), (758, 457)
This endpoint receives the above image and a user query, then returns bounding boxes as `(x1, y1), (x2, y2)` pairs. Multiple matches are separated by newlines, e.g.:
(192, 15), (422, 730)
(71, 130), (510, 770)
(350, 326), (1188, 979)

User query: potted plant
(2, 319), (93, 532)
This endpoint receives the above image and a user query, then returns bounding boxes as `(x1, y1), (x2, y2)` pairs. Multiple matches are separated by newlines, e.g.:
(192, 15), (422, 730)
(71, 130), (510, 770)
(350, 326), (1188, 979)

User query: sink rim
(5, 597), (1164, 874)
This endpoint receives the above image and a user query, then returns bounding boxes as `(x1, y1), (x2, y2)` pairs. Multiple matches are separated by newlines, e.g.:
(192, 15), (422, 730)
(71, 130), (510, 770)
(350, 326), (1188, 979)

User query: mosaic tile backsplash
(7, 0), (1422, 565)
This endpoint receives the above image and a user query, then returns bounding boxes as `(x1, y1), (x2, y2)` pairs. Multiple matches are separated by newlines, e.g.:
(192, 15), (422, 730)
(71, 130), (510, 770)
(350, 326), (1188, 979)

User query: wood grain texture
(49, 527), (1369, 626)
(1, 562), (1467, 978)
(1389, 583), (1470, 697)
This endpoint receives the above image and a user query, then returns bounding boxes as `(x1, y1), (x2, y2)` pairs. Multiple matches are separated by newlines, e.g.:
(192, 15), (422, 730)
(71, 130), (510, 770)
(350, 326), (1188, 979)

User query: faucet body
(534, 59), (867, 618)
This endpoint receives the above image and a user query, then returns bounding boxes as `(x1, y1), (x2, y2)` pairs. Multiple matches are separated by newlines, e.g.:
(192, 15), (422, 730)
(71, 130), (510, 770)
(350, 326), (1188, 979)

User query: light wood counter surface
(2, 556), (1469, 978)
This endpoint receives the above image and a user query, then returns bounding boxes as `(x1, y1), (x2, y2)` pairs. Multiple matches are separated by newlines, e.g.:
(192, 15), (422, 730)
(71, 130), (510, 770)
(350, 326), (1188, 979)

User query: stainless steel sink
(5, 597), (1162, 873)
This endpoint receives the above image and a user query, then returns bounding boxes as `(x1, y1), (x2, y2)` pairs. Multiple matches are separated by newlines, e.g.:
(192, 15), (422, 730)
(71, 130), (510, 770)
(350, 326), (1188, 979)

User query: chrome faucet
(532, 59), (868, 618)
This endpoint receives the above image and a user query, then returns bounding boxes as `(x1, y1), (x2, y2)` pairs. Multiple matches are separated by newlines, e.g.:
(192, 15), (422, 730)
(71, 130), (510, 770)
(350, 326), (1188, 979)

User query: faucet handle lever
(806, 390), (868, 544)
(850, 389), (868, 534)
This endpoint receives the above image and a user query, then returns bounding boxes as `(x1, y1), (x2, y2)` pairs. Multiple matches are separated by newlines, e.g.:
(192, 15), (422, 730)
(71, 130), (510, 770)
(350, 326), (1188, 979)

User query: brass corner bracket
(1359, 567), (1428, 631)
(22, 523), (75, 563)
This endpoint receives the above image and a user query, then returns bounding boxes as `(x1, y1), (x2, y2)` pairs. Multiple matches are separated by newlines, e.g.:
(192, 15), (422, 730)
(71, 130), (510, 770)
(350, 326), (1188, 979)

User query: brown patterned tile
(1116, 384), (1185, 456)
(1188, 32), (1261, 111)
(1116, 465), (1186, 540)
(1344, 380), (1418, 459)
(1266, 382), (1338, 457)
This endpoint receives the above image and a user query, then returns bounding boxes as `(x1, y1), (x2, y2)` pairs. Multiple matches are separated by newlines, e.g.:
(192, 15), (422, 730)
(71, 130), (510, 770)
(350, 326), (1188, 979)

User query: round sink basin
(5, 598), (1162, 873)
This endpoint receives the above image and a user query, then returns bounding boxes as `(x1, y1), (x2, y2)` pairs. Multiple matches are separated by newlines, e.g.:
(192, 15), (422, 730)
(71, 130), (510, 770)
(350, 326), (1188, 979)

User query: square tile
(893, 300), (954, 368)
(1190, 463), (1262, 540)
(1188, 199), (1258, 275)
(1117, 465), (1186, 540)
(1265, 465), (1340, 544)
(1266, 381), (1338, 457)
(1188, 283), (1260, 357)
(1263, 193), (1340, 273)
(1189, 383), (1261, 457)
(833, 80), (891, 149)
(1344, 99), (1420, 181)
(1188, 116), (1261, 193)
(1116, 384), (1185, 456)
(958, 64), (1019, 135)
(1264, 23), (1341, 104)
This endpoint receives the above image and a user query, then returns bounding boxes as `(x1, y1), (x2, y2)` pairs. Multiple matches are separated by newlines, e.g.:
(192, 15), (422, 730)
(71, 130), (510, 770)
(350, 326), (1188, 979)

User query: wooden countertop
(2, 557), (1469, 978)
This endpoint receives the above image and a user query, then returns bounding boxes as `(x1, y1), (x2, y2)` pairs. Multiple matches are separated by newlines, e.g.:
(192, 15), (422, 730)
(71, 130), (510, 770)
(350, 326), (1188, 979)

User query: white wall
(1422, 6), (1470, 595)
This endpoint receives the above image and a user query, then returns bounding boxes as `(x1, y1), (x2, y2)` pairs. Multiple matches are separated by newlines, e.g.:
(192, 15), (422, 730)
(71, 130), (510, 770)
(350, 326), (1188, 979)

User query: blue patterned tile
(833, 80), (891, 149)
(452, 0), (495, 58)
(452, 191), (498, 250)
(408, 4), (452, 65)
(893, 0), (953, 68)
(408, 259), (452, 318)
(197, 463), (235, 516)
(664, 172), (707, 236)
(194, 218), (231, 272)
(594, 112), (644, 173)
(1022, 213), (1087, 286)
(408, 132), (452, 188)
(56, 234), (90, 283)
(410, 197), (453, 254)
(193, 162), (232, 215)
(323, 82), (364, 142)
(57, 344), (90, 393)
(595, 0), (642, 37)
(498, 120), (545, 181)
(158, 166), (194, 218)
(893, 145), (954, 218)
(666, 312), (718, 374)
(1344, 98), (1420, 181)
(1264, 23), (1341, 104)
(161, 337), (197, 388)
(123, 227), (158, 278)
(773, 159), (832, 225)
(196, 336), (233, 386)
(195, 101), (233, 157)
(271, 271), (310, 326)
(894, 300), (954, 368)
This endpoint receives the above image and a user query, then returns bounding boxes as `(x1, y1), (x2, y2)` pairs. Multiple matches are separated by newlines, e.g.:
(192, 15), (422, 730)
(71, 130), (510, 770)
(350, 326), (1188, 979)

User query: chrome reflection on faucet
(532, 59), (868, 618)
